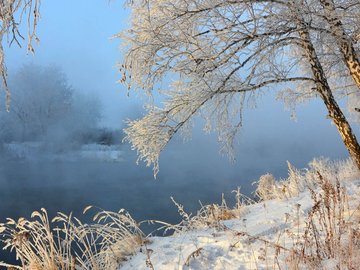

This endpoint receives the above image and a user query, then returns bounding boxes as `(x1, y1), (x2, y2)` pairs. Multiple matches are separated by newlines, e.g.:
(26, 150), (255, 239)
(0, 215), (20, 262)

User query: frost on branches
(0, 0), (40, 111)
(119, 0), (360, 175)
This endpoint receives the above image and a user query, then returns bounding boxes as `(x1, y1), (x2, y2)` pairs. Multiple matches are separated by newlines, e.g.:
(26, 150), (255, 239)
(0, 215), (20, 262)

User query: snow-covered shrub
(286, 173), (360, 269)
(307, 158), (360, 183)
(0, 208), (144, 270)
(158, 189), (251, 234)
(235, 161), (360, 269)
(255, 173), (277, 200)
(255, 158), (359, 201)
(254, 163), (307, 200)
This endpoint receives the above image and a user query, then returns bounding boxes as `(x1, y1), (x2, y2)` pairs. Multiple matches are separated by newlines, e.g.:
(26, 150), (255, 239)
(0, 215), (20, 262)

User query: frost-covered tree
(0, 64), (73, 141)
(287, 0), (360, 168)
(348, 92), (360, 124)
(317, 0), (360, 91)
(0, 0), (40, 110)
(303, 0), (360, 113)
(119, 0), (360, 175)
(0, 64), (103, 143)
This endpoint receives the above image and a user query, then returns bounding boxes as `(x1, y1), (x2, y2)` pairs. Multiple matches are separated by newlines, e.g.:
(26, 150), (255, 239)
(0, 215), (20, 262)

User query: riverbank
(1, 158), (359, 269)
(121, 158), (360, 269)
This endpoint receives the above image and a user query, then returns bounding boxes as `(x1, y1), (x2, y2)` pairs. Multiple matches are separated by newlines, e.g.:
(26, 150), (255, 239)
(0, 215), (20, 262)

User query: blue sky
(6, 0), (135, 127)
(4, 0), (356, 171)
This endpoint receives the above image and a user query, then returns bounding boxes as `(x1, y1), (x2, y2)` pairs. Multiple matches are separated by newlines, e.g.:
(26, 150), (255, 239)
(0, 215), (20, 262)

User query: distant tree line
(0, 64), (122, 147)
(0, 0), (359, 174)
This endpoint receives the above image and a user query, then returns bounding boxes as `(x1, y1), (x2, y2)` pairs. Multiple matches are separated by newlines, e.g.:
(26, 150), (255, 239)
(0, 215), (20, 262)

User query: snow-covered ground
(0, 157), (358, 269)
(3, 142), (124, 162)
(120, 161), (360, 270)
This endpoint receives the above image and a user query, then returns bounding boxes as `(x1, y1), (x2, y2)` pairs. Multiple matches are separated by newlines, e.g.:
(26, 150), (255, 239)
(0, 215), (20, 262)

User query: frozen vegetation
(1, 158), (360, 269)
(0, 1), (359, 270)
(0, 64), (125, 164)
(121, 158), (360, 270)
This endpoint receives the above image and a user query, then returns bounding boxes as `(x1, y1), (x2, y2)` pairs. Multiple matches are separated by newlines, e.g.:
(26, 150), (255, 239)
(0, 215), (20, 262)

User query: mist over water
(0, 108), (354, 263)
(0, 0), (359, 266)
(0, 135), (349, 222)
(0, 90), (355, 264)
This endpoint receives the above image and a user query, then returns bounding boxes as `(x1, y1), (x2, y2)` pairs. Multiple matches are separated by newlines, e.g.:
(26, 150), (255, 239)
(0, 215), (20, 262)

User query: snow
(79, 143), (124, 162)
(120, 180), (360, 270)
(4, 142), (124, 162)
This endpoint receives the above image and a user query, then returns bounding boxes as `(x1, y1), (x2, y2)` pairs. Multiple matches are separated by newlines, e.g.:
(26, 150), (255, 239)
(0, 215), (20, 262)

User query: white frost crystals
(0, 0), (40, 110)
(124, 108), (173, 176)
(119, 0), (360, 175)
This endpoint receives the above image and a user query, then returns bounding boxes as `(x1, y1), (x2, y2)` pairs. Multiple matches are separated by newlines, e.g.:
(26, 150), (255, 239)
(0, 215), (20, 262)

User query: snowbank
(121, 159), (360, 270)
(1, 158), (359, 269)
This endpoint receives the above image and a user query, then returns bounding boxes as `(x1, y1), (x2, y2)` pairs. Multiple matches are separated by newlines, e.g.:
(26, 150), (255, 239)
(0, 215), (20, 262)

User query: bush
(255, 158), (360, 201)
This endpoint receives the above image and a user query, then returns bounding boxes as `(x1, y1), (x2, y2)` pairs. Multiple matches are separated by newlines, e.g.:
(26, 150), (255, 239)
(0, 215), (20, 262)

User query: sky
(4, 0), (358, 171)
(1, 1), (359, 264)
(6, 0), (135, 127)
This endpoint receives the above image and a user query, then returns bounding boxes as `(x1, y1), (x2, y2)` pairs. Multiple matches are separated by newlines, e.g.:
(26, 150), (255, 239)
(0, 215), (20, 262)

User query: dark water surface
(0, 151), (258, 264)
(0, 135), (349, 264)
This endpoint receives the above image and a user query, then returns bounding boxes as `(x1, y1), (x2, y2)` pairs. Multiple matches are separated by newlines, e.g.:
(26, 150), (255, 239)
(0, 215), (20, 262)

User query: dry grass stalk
(0, 207), (145, 270)
(184, 247), (203, 267)
(287, 172), (360, 269)
(255, 158), (360, 201)
(157, 188), (250, 234)
(1, 158), (359, 269)
(247, 159), (360, 269)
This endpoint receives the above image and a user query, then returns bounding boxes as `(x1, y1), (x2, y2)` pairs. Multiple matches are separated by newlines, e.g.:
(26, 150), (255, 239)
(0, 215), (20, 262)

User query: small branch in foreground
(184, 247), (203, 267)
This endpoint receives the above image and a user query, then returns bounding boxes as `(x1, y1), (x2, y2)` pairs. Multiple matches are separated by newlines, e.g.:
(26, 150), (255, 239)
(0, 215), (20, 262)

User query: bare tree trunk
(295, 17), (360, 170)
(319, 0), (360, 90)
